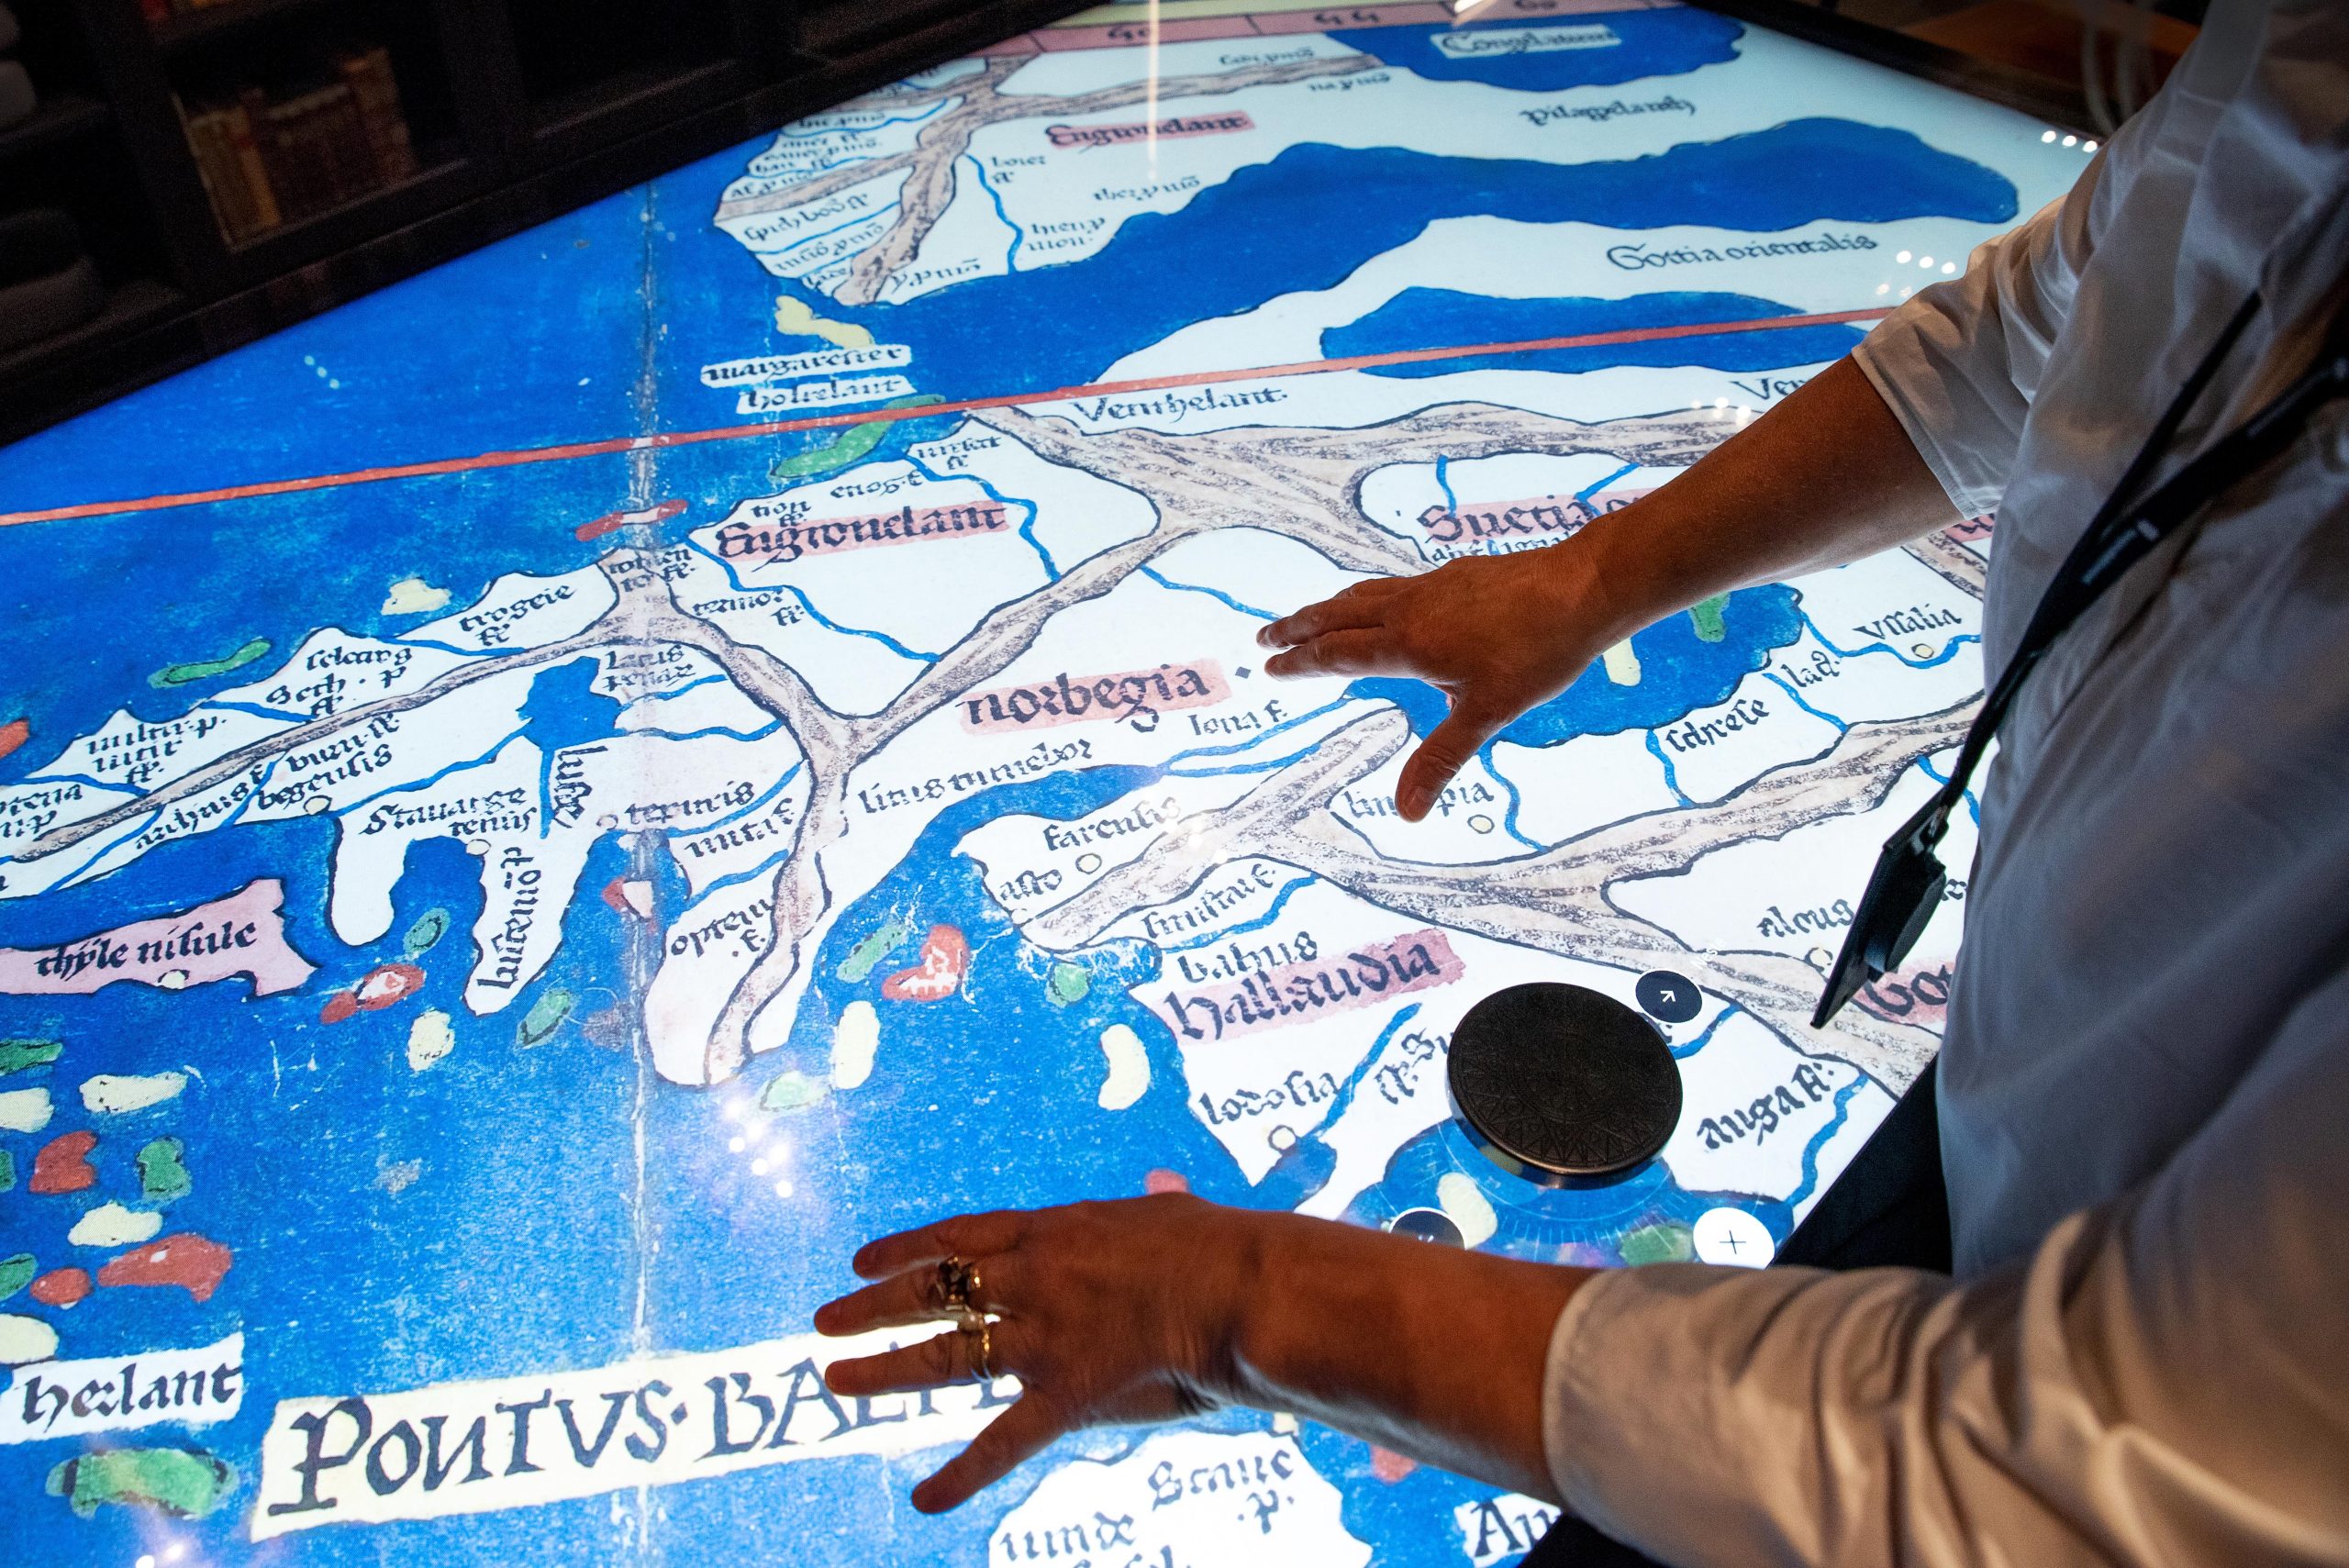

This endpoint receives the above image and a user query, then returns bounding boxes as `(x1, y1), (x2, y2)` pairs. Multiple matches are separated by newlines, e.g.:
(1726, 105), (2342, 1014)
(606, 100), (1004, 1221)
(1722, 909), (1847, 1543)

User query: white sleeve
(1848, 121), (2140, 517)
(1538, 963), (2349, 1568)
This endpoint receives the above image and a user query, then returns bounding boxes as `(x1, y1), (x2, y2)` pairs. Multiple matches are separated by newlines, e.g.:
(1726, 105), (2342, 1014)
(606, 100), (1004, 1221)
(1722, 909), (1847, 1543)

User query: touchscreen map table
(0, 3), (2083, 1560)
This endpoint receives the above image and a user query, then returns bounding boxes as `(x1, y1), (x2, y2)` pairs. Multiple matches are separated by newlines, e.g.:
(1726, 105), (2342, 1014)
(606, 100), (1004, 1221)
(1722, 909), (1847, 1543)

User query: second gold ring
(959, 1314), (995, 1384)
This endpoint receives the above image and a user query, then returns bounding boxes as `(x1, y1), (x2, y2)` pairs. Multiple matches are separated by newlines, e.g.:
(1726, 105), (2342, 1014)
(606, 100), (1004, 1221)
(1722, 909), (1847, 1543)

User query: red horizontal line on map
(982, 0), (1677, 55)
(0, 306), (1890, 528)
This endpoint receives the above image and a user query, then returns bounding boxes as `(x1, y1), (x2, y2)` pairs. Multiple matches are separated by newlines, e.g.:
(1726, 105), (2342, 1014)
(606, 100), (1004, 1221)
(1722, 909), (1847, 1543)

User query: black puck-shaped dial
(1447, 982), (1683, 1184)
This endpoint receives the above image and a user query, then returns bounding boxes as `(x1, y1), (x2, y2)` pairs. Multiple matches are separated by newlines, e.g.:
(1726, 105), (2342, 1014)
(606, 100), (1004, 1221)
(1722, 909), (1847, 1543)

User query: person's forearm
(1577, 356), (1962, 639)
(1222, 1212), (1589, 1501)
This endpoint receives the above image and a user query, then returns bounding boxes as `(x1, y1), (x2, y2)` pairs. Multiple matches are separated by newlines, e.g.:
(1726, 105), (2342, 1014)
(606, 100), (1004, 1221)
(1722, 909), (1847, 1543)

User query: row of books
(177, 47), (417, 244)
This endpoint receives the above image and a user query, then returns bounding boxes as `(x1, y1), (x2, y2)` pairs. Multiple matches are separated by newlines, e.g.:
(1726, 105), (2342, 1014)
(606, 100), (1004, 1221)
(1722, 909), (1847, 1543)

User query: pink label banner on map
(1151, 928), (1464, 1042)
(961, 662), (1230, 734)
(1415, 485), (1651, 547)
(1046, 111), (1256, 149)
(714, 502), (1011, 564)
(0, 879), (316, 997)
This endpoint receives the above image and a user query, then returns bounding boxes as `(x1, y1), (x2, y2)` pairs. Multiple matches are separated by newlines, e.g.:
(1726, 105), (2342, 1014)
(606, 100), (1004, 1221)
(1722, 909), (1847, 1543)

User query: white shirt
(1541, 3), (2349, 1562)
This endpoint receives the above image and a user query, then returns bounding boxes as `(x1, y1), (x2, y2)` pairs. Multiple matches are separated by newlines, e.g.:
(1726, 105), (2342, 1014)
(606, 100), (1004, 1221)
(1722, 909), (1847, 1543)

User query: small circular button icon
(1692, 1207), (1775, 1268)
(1635, 969), (1703, 1025)
(1387, 1207), (1464, 1246)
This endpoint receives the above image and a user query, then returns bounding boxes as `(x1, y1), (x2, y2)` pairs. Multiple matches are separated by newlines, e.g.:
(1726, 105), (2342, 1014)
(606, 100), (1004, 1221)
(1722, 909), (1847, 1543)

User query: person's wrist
(1538, 523), (1651, 656)
(1218, 1209), (1333, 1408)
(1567, 492), (1716, 645)
(1204, 1207), (1279, 1402)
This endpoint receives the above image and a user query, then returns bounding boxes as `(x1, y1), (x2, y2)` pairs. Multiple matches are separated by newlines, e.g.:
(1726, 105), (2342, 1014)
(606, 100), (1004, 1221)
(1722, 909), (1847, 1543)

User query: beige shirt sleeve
(1540, 960), (2349, 1568)
(1847, 87), (2149, 517)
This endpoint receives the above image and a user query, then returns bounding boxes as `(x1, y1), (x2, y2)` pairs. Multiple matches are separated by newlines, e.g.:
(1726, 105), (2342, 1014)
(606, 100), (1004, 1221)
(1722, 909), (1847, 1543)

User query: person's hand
(1256, 542), (1627, 820)
(821, 1195), (1588, 1514)
(814, 1195), (1268, 1513)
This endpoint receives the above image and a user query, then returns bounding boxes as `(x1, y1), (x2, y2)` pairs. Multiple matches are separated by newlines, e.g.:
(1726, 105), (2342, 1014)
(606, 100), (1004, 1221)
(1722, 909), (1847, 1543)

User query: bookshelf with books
(155, 0), (462, 250)
(176, 44), (420, 245)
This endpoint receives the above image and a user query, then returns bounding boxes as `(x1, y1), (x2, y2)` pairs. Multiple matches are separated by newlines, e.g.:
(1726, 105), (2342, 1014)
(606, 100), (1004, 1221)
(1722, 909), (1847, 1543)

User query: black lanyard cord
(1815, 286), (2349, 1028)
(1922, 288), (2266, 849)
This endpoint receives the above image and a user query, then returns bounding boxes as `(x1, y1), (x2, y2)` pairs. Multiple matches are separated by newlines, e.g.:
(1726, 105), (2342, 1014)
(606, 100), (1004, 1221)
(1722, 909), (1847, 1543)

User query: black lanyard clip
(1812, 795), (1950, 1028)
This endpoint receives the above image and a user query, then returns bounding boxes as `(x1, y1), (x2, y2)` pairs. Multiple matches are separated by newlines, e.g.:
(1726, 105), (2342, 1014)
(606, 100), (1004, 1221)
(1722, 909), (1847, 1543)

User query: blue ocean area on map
(0, 813), (655, 1560)
(707, 121), (2012, 409)
(1329, 6), (1740, 89)
(1324, 288), (1867, 375)
(1353, 582), (1804, 747)
(0, 113), (2015, 520)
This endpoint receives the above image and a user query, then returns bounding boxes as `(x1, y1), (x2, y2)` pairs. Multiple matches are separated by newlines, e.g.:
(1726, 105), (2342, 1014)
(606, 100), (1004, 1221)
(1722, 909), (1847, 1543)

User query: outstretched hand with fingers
(814, 1195), (1264, 1514)
(1255, 542), (1624, 820)
(820, 1194), (1591, 1515)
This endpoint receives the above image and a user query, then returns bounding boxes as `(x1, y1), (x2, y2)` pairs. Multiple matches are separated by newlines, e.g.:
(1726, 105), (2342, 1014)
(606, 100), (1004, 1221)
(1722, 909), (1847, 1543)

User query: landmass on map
(0, 396), (1978, 1126)
(46, 1448), (236, 1518)
(150, 638), (271, 690)
(988, 1429), (1368, 1564)
(0, 879), (313, 997)
(711, 48), (1384, 304)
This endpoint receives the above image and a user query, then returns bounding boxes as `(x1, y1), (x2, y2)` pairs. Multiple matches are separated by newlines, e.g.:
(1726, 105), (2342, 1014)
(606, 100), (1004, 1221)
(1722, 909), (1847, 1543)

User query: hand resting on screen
(1256, 357), (1960, 821)
(815, 1194), (1586, 1514)
(1254, 547), (1622, 822)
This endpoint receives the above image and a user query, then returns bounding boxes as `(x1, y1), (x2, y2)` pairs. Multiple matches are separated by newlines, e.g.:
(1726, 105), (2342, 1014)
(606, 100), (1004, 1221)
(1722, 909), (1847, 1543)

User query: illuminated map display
(0, 2), (2084, 1559)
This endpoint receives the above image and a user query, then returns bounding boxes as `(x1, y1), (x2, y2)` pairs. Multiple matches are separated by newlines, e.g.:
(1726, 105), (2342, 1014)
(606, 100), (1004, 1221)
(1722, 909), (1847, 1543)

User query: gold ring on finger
(936, 1255), (974, 1313)
(959, 1315), (994, 1384)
